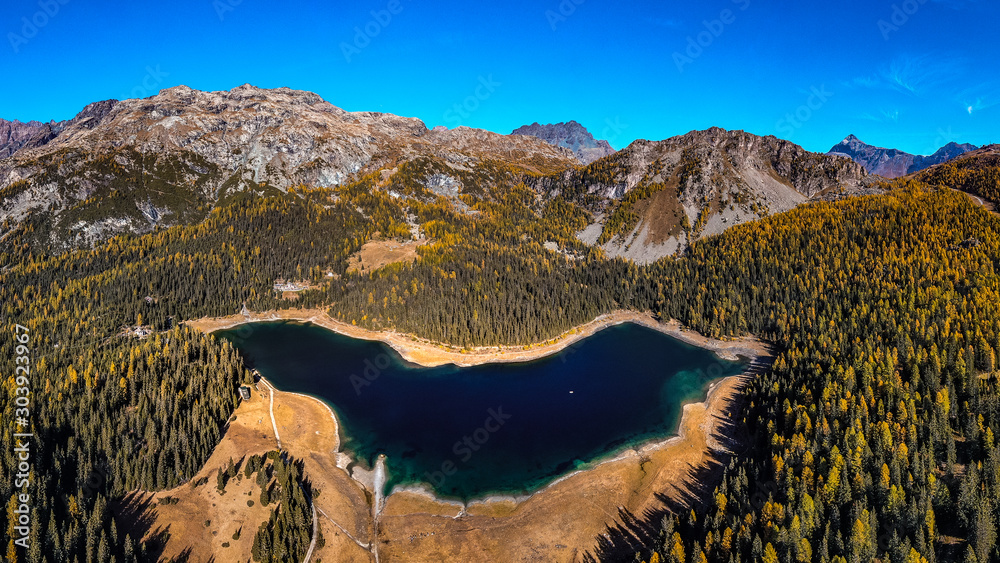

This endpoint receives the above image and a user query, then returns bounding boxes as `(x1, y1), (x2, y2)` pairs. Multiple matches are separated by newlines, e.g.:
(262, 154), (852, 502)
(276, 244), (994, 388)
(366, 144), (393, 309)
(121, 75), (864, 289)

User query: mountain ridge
(912, 144), (1000, 209)
(0, 118), (65, 159)
(1, 85), (875, 259)
(828, 134), (977, 178)
(0, 84), (579, 247)
(542, 127), (877, 263)
(511, 120), (615, 164)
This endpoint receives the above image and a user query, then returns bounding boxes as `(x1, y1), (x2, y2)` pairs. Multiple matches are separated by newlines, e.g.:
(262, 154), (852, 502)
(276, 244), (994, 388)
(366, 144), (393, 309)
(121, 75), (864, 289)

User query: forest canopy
(1, 159), (998, 562)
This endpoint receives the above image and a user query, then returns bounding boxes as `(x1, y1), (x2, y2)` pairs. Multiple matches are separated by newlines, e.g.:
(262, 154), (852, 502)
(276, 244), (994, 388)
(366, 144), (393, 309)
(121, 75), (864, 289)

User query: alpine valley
(2, 85), (999, 563)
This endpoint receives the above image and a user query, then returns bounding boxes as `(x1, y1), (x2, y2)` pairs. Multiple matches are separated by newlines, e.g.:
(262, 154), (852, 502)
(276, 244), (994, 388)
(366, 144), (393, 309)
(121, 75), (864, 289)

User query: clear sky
(1, 0), (996, 155)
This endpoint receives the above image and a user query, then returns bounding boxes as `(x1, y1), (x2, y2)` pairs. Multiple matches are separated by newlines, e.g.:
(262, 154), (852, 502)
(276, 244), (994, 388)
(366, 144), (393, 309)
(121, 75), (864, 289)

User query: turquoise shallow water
(216, 321), (746, 500)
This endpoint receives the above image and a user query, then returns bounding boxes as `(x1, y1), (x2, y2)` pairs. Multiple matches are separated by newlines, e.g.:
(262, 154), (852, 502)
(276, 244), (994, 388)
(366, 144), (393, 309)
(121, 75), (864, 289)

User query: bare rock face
(0, 84), (577, 247)
(0, 119), (64, 159)
(828, 134), (977, 178)
(543, 127), (877, 264)
(512, 121), (614, 164)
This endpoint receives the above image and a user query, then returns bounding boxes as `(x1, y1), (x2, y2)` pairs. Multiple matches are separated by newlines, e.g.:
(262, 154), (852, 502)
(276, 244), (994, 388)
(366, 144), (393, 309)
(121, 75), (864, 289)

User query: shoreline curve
(187, 307), (770, 367)
(188, 307), (774, 513)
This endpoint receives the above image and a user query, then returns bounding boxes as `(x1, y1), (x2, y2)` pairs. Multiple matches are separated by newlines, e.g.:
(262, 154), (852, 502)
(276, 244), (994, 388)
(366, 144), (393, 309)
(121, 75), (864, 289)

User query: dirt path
(953, 187), (998, 215)
(317, 506), (372, 550)
(303, 502), (318, 563)
(264, 380), (282, 449)
(124, 385), (285, 562)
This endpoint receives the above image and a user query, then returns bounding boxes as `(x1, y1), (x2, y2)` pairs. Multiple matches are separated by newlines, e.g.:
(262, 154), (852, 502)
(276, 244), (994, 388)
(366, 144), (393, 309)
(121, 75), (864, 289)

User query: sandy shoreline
(187, 307), (770, 366)
(174, 307), (775, 561)
(257, 377), (343, 453)
(188, 307), (773, 506)
(254, 373), (742, 512)
(385, 371), (754, 510)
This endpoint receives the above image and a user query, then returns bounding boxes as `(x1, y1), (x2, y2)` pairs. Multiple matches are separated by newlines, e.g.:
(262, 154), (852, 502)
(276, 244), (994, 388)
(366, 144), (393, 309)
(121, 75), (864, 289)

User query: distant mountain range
(509, 123), (981, 181)
(512, 121), (615, 164)
(0, 119), (64, 159)
(0, 86), (884, 259)
(828, 134), (978, 178)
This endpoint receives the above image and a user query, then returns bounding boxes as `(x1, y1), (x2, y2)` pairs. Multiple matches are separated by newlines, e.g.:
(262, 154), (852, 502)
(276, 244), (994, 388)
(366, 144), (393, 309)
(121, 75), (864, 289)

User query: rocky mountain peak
(932, 142), (978, 159)
(0, 118), (64, 159)
(0, 85), (580, 248)
(549, 127), (876, 264)
(2, 84), (579, 175)
(512, 120), (615, 164)
(828, 135), (978, 178)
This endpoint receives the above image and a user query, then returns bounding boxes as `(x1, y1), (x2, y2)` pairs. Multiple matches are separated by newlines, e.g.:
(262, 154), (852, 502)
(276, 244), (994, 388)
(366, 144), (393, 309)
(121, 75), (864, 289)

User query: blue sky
(0, 0), (996, 155)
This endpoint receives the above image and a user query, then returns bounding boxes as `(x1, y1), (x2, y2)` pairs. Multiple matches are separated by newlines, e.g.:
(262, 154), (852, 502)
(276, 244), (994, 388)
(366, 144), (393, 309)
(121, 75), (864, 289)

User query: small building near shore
(239, 386), (252, 401)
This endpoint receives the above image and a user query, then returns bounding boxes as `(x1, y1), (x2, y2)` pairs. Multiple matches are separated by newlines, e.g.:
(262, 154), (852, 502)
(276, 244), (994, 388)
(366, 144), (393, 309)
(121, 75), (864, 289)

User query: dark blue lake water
(215, 321), (746, 500)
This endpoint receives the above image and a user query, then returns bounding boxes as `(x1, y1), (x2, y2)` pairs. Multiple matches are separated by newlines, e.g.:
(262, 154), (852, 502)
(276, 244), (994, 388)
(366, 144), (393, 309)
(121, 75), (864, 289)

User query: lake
(215, 321), (747, 501)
